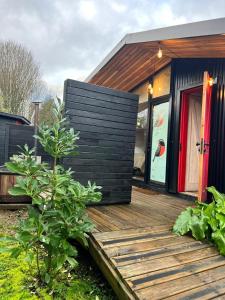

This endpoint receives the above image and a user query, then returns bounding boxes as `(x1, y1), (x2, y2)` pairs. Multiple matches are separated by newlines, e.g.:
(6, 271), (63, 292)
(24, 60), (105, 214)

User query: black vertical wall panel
(169, 58), (225, 194)
(63, 79), (138, 204)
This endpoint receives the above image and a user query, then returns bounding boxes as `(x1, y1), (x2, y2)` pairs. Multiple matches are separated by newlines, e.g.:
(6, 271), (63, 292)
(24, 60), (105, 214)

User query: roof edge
(86, 17), (225, 82)
(0, 112), (30, 125)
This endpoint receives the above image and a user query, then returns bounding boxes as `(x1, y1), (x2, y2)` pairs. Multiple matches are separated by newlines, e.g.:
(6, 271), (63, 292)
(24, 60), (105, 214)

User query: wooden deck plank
(99, 230), (175, 248)
(135, 265), (225, 300)
(166, 277), (225, 299)
(128, 255), (225, 290)
(92, 224), (172, 240)
(87, 187), (225, 300)
(117, 246), (217, 278)
(103, 235), (194, 257)
(112, 240), (210, 267)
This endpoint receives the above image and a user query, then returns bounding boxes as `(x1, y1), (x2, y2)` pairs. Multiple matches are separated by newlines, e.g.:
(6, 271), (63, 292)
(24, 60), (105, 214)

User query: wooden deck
(87, 187), (225, 300)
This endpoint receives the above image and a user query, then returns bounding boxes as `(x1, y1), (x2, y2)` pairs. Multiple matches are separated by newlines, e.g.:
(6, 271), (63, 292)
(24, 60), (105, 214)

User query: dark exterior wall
(0, 124), (51, 166)
(0, 125), (8, 166)
(169, 58), (225, 194)
(0, 115), (29, 125)
(63, 79), (138, 205)
(0, 116), (18, 125)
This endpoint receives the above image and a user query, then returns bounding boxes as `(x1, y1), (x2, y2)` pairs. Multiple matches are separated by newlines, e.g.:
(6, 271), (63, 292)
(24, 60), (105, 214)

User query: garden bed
(0, 209), (116, 300)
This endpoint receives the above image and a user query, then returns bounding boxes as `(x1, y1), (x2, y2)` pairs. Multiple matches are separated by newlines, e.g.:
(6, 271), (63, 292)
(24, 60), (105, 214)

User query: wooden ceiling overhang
(88, 34), (225, 92)
(86, 18), (225, 92)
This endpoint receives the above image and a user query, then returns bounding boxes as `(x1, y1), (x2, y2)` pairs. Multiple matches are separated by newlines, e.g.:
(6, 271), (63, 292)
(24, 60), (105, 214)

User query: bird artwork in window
(153, 139), (166, 161)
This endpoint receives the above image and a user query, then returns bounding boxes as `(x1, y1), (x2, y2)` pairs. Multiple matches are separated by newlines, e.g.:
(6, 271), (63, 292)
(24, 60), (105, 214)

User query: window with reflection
(153, 66), (171, 98)
(132, 82), (149, 180)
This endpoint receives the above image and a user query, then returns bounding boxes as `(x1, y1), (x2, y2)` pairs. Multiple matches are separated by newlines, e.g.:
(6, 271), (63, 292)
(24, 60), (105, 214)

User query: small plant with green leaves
(1, 98), (102, 290)
(173, 186), (225, 255)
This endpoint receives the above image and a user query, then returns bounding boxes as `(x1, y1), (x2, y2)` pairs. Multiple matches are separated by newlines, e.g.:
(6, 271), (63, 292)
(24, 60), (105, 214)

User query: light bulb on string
(157, 47), (162, 59)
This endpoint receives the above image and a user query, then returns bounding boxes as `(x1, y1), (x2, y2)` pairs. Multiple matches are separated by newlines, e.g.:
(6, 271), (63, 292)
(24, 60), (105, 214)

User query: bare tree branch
(0, 40), (41, 117)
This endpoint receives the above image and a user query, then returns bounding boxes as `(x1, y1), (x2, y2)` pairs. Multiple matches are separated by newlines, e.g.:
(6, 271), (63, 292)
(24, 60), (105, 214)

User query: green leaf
(216, 213), (225, 230)
(44, 273), (51, 284)
(173, 208), (192, 235)
(8, 186), (26, 196)
(55, 255), (66, 271)
(18, 231), (33, 243)
(207, 186), (225, 204)
(212, 230), (225, 255)
(190, 215), (207, 240)
(10, 247), (22, 258)
(5, 162), (24, 174)
(67, 257), (78, 269)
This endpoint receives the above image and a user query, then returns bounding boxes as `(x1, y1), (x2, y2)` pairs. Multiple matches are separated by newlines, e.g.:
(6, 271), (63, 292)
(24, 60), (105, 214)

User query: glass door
(148, 96), (170, 186)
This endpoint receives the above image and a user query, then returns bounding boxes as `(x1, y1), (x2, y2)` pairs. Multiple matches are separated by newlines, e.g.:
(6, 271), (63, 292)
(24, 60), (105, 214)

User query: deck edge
(88, 234), (136, 300)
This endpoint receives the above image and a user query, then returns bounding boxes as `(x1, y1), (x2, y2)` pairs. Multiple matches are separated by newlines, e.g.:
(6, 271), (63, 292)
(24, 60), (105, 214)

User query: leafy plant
(1, 98), (102, 290)
(173, 186), (225, 255)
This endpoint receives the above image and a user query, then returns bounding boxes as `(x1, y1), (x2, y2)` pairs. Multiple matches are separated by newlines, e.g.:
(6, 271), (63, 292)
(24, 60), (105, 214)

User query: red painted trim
(178, 86), (202, 192)
(178, 93), (188, 192)
(198, 72), (212, 201)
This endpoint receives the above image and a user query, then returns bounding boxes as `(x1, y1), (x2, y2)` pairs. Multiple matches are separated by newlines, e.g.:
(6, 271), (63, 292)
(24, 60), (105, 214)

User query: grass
(0, 209), (116, 300)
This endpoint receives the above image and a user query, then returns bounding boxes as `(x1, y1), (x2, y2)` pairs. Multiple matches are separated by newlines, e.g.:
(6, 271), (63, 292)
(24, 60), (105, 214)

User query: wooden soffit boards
(88, 34), (225, 92)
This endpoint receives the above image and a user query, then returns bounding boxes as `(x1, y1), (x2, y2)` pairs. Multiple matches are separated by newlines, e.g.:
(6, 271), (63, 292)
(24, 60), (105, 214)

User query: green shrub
(1, 98), (102, 290)
(173, 186), (225, 255)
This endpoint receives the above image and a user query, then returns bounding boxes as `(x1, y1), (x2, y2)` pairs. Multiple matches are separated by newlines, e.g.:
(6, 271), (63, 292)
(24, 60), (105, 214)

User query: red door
(178, 71), (212, 201)
(198, 71), (213, 201)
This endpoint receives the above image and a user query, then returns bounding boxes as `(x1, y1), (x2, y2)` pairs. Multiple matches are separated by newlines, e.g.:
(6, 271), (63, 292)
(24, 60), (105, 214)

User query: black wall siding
(0, 124), (51, 165)
(63, 79), (138, 204)
(169, 58), (225, 194)
(0, 125), (8, 166)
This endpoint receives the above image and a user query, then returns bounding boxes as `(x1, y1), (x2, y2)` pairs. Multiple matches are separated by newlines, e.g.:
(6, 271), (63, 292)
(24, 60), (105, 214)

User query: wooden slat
(92, 224), (171, 240)
(112, 240), (209, 267)
(103, 235), (194, 257)
(166, 277), (225, 300)
(117, 246), (217, 278)
(135, 265), (225, 300)
(129, 255), (225, 290)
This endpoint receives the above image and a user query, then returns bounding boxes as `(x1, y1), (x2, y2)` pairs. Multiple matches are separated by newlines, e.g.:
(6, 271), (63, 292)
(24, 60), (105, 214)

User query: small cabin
(0, 112), (30, 166)
(0, 112), (31, 205)
(0, 112), (30, 126)
(86, 17), (225, 202)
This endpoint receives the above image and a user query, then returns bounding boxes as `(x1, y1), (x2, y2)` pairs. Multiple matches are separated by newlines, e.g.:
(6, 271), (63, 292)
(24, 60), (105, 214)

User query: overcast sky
(1, 0), (225, 96)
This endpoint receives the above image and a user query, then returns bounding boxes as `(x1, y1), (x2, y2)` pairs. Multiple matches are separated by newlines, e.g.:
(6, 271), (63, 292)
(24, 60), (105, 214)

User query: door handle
(196, 142), (201, 153)
(196, 140), (210, 154)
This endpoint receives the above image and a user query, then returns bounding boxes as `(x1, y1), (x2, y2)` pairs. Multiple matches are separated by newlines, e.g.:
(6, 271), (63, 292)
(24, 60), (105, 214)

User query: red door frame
(177, 86), (202, 193)
(198, 72), (213, 201)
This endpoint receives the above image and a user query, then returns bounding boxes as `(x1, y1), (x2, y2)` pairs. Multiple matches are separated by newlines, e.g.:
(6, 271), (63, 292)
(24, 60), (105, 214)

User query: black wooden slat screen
(63, 79), (138, 204)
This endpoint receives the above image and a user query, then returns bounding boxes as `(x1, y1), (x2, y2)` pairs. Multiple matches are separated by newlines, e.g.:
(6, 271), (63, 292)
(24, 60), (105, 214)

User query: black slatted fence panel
(63, 79), (138, 204)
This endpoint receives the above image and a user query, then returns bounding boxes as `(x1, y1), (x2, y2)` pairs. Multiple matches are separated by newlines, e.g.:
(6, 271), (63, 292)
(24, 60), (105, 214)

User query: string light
(157, 47), (163, 59)
(208, 77), (214, 86)
(148, 83), (153, 95)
